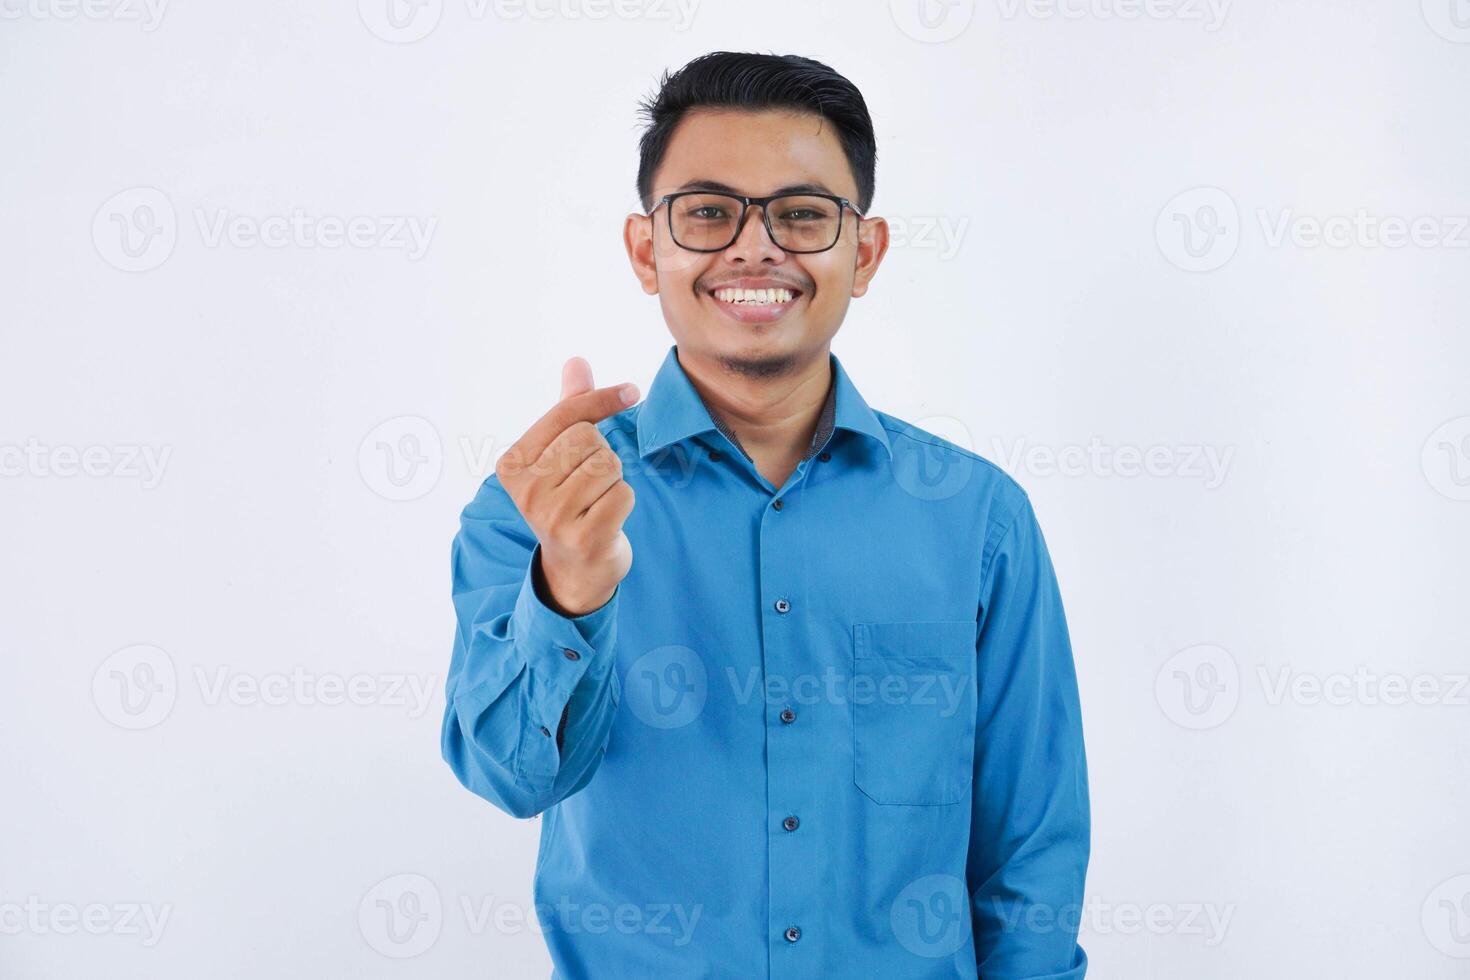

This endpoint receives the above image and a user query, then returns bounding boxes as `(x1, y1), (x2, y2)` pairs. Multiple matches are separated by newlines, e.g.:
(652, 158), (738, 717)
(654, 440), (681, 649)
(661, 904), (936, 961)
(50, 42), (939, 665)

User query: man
(441, 51), (1090, 979)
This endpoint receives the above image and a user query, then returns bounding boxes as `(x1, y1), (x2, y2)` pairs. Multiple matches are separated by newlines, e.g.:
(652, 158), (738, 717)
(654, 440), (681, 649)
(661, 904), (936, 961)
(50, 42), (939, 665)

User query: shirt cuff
(511, 542), (620, 729)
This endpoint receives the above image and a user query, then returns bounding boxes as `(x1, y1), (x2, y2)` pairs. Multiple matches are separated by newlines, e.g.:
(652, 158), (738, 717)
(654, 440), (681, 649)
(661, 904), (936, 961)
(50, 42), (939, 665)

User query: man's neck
(677, 346), (834, 485)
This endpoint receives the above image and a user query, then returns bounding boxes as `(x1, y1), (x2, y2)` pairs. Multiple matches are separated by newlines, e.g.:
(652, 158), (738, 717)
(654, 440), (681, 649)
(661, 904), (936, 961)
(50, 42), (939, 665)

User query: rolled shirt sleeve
(968, 492), (1091, 978)
(441, 475), (622, 819)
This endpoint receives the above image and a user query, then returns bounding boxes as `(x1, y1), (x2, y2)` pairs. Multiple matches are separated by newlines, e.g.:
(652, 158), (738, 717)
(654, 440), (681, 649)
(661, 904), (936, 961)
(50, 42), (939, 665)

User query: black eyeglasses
(649, 190), (864, 254)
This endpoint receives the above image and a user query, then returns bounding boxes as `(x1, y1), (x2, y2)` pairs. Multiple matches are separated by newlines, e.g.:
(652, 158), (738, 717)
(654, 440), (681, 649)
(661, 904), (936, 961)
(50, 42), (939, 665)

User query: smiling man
(441, 51), (1090, 979)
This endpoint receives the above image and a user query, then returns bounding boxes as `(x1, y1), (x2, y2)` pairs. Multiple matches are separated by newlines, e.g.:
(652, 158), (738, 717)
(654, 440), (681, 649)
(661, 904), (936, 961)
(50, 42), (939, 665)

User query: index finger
(512, 382), (640, 467)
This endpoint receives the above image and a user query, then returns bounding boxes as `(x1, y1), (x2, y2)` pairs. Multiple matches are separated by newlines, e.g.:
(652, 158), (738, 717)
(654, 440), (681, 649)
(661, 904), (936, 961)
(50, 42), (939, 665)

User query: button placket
(761, 474), (813, 962)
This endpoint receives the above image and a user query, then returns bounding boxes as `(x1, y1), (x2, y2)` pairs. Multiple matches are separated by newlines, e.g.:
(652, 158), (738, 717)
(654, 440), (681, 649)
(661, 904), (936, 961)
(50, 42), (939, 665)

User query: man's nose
(724, 204), (785, 261)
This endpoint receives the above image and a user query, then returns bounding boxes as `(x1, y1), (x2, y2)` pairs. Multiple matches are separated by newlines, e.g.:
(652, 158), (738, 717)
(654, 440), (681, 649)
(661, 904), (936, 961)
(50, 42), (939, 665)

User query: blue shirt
(441, 344), (1091, 979)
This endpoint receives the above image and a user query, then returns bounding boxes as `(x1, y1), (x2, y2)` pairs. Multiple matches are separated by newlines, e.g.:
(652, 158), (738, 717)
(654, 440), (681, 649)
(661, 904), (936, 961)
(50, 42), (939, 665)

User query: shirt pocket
(852, 621), (977, 806)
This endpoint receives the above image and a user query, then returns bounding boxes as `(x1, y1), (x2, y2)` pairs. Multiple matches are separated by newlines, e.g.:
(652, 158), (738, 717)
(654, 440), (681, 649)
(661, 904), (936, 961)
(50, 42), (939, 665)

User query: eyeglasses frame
(647, 189), (866, 254)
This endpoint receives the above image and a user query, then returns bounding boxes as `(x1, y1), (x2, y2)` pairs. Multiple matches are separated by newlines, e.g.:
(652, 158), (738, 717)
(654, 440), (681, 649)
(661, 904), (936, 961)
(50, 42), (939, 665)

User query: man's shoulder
(874, 409), (1030, 511)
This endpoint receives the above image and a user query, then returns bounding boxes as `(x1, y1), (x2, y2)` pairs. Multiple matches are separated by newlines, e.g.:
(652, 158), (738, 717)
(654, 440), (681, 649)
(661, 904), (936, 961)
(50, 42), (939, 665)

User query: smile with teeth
(712, 287), (798, 305)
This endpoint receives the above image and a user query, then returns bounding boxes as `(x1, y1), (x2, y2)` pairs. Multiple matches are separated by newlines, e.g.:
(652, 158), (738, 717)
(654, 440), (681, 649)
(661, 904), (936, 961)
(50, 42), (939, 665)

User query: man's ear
(624, 212), (659, 295)
(850, 215), (890, 299)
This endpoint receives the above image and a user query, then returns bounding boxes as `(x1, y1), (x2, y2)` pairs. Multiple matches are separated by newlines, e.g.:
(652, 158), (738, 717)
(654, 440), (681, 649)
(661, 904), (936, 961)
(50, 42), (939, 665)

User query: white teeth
(713, 287), (796, 305)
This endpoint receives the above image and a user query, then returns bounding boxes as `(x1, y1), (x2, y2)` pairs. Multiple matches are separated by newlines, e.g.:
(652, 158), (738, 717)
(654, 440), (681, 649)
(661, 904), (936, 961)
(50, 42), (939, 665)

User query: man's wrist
(533, 548), (614, 618)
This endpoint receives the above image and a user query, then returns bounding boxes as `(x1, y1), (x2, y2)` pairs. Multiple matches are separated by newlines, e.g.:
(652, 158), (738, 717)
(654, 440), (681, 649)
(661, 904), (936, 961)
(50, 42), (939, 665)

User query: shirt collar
(634, 343), (893, 463)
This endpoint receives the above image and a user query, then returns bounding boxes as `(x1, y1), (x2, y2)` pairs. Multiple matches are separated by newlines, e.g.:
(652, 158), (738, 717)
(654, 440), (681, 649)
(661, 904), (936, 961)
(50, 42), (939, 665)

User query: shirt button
(563, 648), (580, 661)
(780, 708), (796, 724)
(818, 451), (831, 462)
(783, 815), (799, 832)
(784, 926), (801, 943)
(774, 598), (790, 613)
(539, 726), (551, 737)
(771, 498), (783, 510)
(709, 450), (724, 462)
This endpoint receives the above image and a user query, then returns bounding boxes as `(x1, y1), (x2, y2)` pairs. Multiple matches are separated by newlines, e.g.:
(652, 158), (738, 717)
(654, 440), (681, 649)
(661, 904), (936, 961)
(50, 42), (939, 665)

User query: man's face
(625, 108), (888, 378)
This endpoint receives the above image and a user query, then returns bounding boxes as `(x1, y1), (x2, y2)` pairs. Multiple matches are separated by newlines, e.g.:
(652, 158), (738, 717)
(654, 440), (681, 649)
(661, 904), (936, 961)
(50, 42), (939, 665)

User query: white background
(3, 0), (1468, 977)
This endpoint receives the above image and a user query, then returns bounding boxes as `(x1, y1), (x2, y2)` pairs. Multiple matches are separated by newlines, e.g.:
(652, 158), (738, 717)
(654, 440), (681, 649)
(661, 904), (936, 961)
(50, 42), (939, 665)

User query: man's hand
(494, 357), (640, 617)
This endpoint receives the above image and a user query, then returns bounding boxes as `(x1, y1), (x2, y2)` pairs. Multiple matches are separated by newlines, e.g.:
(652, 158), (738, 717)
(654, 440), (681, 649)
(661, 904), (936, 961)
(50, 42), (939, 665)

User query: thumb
(560, 356), (595, 402)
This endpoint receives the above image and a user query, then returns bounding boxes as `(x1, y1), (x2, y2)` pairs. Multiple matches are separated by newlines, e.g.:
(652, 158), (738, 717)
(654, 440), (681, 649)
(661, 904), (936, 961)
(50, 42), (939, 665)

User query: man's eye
(690, 207), (731, 220)
(780, 209), (822, 221)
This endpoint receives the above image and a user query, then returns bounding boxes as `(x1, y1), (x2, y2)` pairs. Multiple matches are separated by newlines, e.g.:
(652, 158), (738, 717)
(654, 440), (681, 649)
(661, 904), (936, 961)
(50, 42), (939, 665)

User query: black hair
(635, 51), (877, 214)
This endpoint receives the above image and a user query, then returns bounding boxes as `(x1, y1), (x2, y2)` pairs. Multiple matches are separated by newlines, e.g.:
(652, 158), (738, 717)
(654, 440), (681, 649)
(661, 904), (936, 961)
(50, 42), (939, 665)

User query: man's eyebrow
(673, 179), (840, 197)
